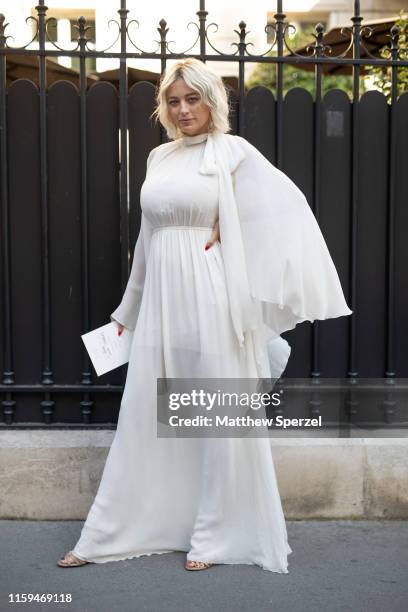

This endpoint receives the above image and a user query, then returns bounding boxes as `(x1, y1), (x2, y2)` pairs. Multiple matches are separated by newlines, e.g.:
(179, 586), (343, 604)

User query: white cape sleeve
(233, 136), (352, 338)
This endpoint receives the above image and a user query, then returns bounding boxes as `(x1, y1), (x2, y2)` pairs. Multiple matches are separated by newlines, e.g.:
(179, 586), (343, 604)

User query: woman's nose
(179, 101), (189, 114)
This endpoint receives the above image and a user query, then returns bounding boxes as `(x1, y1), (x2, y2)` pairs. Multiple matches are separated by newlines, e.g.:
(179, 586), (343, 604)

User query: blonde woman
(58, 58), (351, 572)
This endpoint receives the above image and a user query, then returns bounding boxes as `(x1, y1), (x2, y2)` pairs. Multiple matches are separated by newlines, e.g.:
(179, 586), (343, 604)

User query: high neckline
(180, 132), (209, 146)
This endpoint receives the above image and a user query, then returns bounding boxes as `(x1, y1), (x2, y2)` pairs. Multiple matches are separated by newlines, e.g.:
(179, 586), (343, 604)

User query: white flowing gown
(72, 131), (293, 573)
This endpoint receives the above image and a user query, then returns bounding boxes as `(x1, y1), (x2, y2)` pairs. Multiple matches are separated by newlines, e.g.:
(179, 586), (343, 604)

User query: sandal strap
(186, 560), (212, 569)
(59, 551), (87, 565)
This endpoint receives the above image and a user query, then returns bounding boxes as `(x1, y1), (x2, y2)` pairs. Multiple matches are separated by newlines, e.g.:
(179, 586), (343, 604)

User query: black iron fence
(0, 1), (407, 426)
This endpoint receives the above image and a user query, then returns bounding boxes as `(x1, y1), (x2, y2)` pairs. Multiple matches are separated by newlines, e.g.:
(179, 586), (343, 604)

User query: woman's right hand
(205, 219), (220, 251)
(114, 321), (124, 336)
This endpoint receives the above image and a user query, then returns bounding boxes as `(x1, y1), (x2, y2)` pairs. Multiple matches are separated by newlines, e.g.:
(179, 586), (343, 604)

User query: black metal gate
(1, 1), (407, 426)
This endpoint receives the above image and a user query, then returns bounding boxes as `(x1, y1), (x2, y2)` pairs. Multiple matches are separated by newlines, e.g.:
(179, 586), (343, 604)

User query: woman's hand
(205, 219), (220, 251)
(113, 320), (124, 336)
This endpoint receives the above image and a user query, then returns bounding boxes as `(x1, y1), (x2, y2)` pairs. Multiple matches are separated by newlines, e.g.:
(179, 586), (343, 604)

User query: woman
(57, 58), (351, 572)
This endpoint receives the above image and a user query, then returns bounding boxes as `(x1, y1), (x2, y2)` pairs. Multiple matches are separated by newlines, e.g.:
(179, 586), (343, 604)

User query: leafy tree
(365, 10), (408, 102)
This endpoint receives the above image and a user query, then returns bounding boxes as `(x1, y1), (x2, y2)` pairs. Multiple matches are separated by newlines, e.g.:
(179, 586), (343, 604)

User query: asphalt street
(1, 520), (407, 612)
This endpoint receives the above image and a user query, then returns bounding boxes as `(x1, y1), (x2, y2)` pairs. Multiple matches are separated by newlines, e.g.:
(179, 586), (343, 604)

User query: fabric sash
(198, 131), (259, 348)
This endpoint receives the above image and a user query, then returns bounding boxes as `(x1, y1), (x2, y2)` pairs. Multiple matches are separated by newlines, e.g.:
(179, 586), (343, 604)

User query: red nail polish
(205, 244), (210, 251)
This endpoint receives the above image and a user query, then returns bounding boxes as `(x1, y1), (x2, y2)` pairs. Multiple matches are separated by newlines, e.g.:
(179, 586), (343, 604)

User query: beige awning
(285, 16), (403, 75)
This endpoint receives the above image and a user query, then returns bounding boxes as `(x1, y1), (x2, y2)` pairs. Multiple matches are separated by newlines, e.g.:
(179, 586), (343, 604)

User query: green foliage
(245, 14), (408, 100)
(245, 22), (379, 99)
(365, 10), (408, 102)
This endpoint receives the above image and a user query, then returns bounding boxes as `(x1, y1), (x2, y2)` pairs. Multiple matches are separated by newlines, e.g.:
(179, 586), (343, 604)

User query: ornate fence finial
(306, 22), (331, 57)
(0, 14), (9, 49)
(390, 24), (400, 60)
(75, 16), (91, 50)
(233, 21), (249, 56)
(158, 18), (168, 53)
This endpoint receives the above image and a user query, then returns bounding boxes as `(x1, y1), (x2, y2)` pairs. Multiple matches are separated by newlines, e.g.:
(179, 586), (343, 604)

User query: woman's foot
(185, 559), (213, 571)
(57, 550), (89, 568)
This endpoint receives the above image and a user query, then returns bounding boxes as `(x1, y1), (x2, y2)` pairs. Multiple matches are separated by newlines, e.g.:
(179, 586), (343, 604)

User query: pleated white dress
(72, 131), (292, 573)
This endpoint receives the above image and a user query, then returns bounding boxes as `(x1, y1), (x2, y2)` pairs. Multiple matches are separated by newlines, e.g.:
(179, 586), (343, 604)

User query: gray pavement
(0, 520), (407, 612)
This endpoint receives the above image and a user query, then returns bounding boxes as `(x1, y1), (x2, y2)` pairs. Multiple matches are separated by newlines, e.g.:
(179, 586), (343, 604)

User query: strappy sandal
(57, 550), (89, 568)
(185, 560), (213, 571)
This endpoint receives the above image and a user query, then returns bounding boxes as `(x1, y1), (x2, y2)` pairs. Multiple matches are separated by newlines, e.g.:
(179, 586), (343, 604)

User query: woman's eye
(168, 97), (199, 106)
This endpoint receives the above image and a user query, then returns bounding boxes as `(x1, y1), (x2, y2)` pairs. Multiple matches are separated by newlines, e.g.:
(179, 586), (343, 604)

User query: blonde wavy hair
(151, 58), (231, 140)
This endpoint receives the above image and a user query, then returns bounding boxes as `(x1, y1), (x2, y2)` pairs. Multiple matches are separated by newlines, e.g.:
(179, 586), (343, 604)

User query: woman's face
(166, 78), (211, 136)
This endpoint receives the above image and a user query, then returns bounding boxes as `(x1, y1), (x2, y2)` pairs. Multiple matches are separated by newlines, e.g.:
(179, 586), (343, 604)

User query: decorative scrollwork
(0, 4), (406, 70)
(333, 26), (355, 59)
(282, 22), (317, 57)
(231, 21), (250, 56)
(358, 25), (384, 61)
(277, 20), (356, 61)
(166, 20), (200, 55)
(23, 15), (121, 54)
(2, 15), (39, 50)
(204, 22), (239, 57)
(260, 22), (278, 56)
(237, 20), (275, 58)
(80, 18), (121, 53)
(0, 14), (11, 48)
(246, 21), (285, 58)
(126, 18), (161, 54)
(307, 23), (332, 57)
(379, 24), (405, 62)
(45, 17), (79, 52)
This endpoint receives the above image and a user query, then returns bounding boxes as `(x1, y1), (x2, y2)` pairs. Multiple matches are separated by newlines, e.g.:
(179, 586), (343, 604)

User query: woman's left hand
(205, 219), (220, 251)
